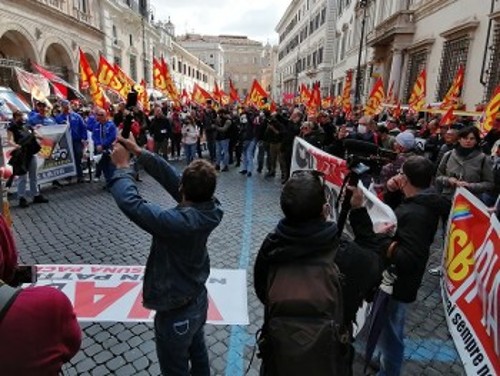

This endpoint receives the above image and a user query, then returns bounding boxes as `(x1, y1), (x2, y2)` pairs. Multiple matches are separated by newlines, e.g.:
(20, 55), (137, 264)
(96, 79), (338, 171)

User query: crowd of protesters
(3, 96), (498, 215)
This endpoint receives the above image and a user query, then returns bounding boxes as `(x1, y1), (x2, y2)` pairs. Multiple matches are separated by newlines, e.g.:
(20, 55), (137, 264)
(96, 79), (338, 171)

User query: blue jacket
(91, 120), (116, 150)
(55, 112), (88, 143)
(109, 151), (223, 311)
(27, 111), (56, 126)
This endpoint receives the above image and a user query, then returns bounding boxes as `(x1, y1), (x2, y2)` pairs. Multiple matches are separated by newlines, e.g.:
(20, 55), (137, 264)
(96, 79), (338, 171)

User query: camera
(343, 139), (397, 176)
(9, 265), (37, 287)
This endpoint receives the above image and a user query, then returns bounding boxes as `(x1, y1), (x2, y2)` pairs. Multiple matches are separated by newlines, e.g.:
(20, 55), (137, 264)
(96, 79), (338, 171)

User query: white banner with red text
(442, 188), (499, 375)
(291, 137), (397, 231)
(32, 265), (248, 325)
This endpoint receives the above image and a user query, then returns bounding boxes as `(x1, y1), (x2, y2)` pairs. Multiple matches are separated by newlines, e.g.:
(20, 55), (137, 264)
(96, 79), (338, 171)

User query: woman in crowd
(436, 126), (494, 201)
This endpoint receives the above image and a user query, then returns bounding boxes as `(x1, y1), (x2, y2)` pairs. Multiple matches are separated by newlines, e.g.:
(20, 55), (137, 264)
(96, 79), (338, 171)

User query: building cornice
(489, 10), (500, 21)
(439, 18), (479, 39)
(15, 0), (103, 37)
(414, 0), (458, 22)
(405, 38), (435, 52)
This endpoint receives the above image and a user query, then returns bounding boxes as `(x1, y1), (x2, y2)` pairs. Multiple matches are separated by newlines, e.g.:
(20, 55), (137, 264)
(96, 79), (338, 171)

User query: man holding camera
(376, 156), (450, 375)
(109, 134), (223, 376)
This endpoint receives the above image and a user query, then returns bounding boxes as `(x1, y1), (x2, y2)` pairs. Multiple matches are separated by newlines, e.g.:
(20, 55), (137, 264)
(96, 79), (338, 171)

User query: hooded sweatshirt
(254, 218), (337, 304)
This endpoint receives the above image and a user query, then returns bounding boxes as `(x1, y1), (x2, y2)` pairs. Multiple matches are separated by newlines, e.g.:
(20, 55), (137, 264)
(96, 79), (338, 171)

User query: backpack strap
(0, 280), (21, 323)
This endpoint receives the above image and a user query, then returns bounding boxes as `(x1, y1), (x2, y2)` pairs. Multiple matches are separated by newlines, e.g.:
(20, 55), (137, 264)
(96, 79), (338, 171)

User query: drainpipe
(480, 0), (496, 86)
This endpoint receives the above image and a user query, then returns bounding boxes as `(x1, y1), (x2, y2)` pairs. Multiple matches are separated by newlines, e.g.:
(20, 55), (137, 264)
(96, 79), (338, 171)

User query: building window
(112, 25), (118, 45)
(183, 64), (186, 74)
(318, 47), (323, 64)
(113, 55), (121, 67)
(77, 0), (87, 13)
(436, 36), (470, 101)
(188, 66), (191, 76)
(129, 34), (133, 46)
(485, 22), (500, 100)
(404, 50), (428, 102)
(178, 61), (182, 72)
(130, 55), (137, 81)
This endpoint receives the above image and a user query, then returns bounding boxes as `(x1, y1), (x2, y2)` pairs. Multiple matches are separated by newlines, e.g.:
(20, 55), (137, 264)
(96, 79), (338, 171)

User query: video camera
(336, 140), (397, 236)
(122, 88), (138, 139)
(343, 139), (397, 176)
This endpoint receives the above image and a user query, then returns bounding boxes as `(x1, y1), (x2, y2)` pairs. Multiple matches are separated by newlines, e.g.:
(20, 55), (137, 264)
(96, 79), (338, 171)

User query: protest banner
(32, 264), (249, 325)
(442, 188), (499, 375)
(291, 137), (397, 229)
(0, 124), (76, 185)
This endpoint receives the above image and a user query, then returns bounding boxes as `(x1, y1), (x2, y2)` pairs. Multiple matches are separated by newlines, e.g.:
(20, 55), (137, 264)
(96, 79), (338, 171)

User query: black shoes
(19, 197), (29, 208)
(33, 195), (49, 204)
(265, 172), (276, 178)
(239, 170), (247, 175)
(221, 166), (229, 172)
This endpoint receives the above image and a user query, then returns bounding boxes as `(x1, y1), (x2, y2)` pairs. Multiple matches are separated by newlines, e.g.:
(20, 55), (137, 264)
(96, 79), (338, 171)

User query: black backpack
(257, 244), (351, 376)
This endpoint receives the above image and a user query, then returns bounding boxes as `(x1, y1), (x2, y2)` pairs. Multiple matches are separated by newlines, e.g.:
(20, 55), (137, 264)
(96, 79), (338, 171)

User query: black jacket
(386, 189), (450, 302)
(254, 218), (337, 304)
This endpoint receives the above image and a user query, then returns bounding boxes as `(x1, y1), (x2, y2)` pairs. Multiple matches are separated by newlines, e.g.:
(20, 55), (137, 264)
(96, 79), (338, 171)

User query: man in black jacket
(254, 170), (389, 376)
(379, 156), (450, 375)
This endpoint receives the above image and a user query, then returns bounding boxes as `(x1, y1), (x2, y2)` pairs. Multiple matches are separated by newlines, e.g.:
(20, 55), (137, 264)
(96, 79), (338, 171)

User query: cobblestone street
(9, 162), (465, 376)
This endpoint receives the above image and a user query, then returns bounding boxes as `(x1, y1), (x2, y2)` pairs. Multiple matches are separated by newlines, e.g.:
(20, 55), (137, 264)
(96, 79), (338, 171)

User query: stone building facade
(0, 0), (216, 100)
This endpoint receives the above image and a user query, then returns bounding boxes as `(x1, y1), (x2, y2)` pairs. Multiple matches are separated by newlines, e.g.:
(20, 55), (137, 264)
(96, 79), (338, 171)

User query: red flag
(213, 81), (222, 104)
(229, 79), (239, 103)
(191, 83), (213, 105)
(440, 65), (465, 110)
(307, 82), (321, 116)
(300, 84), (311, 104)
(32, 62), (82, 99)
(161, 57), (180, 103)
(387, 80), (394, 104)
(440, 107), (455, 127)
(138, 79), (150, 113)
(247, 79), (268, 108)
(342, 70), (353, 115)
(364, 77), (385, 116)
(97, 56), (126, 99)
(393, 100), (401, 119)
(79, 48), (107, 108)
(479, 85), (500, 134)
(409, 69), (426, 113)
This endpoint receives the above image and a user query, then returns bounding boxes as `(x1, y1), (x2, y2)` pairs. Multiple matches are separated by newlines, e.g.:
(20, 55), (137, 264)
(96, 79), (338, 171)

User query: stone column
(388, 47), (403, 100)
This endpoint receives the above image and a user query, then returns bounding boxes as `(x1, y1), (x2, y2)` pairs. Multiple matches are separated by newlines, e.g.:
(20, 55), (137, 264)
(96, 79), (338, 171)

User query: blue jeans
(216, 139), (229, 168)
(98, 152), (115, 184)
(154, 291), (210, 376)
(377, 298), (407, 376)
(184, 143), (197, 164)
(17, 155), (38, 199)
(242, 139), (256, 172)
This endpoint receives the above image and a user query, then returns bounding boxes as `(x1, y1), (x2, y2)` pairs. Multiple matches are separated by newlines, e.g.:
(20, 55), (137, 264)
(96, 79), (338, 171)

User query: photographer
(0, 215), (81, 375)
(253, 170), (392, 376)
(376, 156), (450, 375)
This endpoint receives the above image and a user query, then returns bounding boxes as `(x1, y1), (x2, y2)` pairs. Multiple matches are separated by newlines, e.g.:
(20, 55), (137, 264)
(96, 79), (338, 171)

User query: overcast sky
(149, 0), (291, 45)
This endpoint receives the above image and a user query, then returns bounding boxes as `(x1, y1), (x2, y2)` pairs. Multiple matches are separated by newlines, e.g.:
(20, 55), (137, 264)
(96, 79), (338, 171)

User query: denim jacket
(109, 151), (223, 311)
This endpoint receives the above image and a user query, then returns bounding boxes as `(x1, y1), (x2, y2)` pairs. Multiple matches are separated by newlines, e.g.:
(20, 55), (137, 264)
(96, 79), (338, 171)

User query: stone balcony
(34, 0), (99, 29)
(367, 10), (416, 47)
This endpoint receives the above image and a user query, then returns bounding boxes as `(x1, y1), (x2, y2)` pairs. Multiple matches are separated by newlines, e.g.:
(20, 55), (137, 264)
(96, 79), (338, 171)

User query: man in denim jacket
(109, 134), (223, 375)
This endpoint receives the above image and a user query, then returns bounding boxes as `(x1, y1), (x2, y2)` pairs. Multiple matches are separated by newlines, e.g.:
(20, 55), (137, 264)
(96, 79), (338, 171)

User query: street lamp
(354, 0), (368, 106)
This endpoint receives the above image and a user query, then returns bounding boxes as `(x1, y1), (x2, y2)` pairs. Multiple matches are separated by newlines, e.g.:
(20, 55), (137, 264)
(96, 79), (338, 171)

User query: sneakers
(93, 177), (100, 183)
(19, 197), (29, 208)
(33, 195), (49, 204)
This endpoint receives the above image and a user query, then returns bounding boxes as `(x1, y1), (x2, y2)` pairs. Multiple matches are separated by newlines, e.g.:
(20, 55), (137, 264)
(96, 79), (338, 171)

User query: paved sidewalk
(9, 162), (465, 375)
